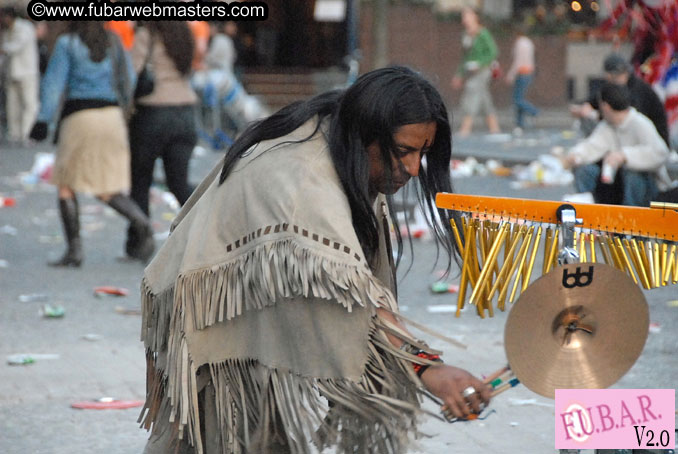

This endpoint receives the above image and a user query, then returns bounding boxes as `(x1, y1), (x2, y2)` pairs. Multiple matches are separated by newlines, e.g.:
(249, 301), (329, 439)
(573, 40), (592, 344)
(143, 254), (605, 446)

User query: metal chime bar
(436, 194), (678, 318)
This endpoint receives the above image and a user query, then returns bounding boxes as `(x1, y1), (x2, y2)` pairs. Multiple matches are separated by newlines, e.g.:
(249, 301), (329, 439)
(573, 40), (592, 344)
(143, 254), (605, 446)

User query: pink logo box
(555, 389), (675, 450)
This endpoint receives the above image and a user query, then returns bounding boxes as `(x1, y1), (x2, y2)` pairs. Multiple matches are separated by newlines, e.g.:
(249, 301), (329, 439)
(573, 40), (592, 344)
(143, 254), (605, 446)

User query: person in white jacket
(0, 6), (39, 144)
(191, 22), (267, 134)
(563, 82), (671, 207)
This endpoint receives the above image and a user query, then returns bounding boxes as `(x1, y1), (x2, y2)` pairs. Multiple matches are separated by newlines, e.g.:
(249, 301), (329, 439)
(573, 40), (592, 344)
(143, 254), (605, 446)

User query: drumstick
(492, 377), (520, 397)
(483, 365), (511, 384)
(488, 372), (514, 388)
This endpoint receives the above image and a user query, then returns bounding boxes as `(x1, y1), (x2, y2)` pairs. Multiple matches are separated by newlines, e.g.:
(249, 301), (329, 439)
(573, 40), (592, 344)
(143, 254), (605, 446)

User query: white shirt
(506, 35), (535, 80)
(1, 17), (39, 80)
(568, 108), (673, 190)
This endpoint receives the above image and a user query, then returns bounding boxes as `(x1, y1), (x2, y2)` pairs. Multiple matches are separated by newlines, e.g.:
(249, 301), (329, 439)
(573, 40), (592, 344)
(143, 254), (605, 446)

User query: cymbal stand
(556, 204), (581, 265)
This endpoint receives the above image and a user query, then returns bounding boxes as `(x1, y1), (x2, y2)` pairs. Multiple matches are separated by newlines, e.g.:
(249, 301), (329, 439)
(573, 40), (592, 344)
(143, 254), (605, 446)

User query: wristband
(399, 341), (444, 377)
(412, 351), (443, 377)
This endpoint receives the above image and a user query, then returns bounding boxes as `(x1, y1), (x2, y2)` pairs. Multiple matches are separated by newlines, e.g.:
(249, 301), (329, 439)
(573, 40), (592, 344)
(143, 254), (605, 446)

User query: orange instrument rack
(435, 194), (678, 242)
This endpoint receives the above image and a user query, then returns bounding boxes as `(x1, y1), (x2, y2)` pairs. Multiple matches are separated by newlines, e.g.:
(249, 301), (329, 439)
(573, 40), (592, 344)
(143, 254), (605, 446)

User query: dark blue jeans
(513, 74), (539, 128)
(574, 163), (658, 207)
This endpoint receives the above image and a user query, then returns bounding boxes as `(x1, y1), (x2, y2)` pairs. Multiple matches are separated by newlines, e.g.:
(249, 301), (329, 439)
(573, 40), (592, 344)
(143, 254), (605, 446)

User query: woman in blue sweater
(30, 21), (155, 267)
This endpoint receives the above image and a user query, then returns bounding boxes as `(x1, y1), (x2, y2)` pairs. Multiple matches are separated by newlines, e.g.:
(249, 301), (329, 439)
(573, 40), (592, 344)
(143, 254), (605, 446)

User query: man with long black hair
(139, 66), (491, 454)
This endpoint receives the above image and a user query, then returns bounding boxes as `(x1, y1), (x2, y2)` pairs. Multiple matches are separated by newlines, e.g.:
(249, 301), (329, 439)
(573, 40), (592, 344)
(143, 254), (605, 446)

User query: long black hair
(145, 21), (194, 76)
(220, 66), (459, 270)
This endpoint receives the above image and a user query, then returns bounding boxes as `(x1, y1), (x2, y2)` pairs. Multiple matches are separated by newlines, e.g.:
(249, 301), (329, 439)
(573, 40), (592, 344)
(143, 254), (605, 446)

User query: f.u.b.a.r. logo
(562, 266), (594, 289)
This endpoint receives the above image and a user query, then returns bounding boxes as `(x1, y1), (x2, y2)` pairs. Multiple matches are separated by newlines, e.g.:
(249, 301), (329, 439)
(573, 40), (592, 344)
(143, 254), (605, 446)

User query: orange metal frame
(435, 193), (678, 242)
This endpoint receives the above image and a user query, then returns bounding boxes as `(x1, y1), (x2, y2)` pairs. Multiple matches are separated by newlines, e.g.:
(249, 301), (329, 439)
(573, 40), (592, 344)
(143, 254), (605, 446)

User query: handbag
(134, 33), (155, 99)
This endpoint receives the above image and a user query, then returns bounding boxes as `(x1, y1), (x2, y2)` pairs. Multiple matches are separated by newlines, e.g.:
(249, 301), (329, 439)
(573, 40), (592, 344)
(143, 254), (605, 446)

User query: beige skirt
(51, 106), (130, 195)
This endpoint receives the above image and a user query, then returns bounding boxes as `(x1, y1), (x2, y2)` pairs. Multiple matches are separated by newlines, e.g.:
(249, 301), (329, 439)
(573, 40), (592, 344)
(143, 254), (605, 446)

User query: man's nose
(401, 152), (421, 177)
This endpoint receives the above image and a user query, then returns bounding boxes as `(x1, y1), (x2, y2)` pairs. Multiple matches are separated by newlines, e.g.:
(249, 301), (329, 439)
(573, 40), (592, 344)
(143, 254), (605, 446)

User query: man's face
(605, 71), (629, 86)
(461, 8), (478, 31)
(367, 122), (437, 196)
(600, 101), (620, 126)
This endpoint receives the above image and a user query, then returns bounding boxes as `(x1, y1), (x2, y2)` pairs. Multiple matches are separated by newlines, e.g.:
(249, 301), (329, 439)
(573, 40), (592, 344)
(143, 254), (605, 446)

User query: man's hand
(420, 364), (491, 419)
(603, 150), (626, 169)
(451, 76), (464, 90)
(373, 308), (491, 419)
(569, 102), (595, 119)
(560, 153), (578, 169)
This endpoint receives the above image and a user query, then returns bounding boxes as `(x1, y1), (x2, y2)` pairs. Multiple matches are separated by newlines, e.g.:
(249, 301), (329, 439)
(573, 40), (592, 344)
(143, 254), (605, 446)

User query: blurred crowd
(0, 5), (267, 267)
(0, 9), (266, 146)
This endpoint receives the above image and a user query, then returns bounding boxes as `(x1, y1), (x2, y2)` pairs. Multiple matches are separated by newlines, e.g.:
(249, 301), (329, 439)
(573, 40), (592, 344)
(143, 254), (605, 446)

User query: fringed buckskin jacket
(139, 119), (437, 453)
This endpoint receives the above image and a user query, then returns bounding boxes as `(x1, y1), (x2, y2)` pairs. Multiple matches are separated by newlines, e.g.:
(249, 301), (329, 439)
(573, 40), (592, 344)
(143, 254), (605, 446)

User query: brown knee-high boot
(49, 197), (83, 267)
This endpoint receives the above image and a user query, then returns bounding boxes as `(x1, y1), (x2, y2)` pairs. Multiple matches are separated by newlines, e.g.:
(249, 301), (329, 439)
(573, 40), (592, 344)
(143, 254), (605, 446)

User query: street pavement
(0, 122), (676, 454)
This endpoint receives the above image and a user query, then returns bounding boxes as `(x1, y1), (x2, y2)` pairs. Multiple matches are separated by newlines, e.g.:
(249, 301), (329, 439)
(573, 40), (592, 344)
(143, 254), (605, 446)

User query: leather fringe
(140, 322), (424, 454)
(139, 238), (428, 454)
(141, 239), (398, 351)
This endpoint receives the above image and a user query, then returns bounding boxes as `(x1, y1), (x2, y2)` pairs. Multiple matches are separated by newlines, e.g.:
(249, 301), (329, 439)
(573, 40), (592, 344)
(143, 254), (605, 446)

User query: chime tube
(542, 228), (553, 275)
(615, 237), (638, 285)
(488, 226), (526, 303)
(498, 226), (533, 306)
(510, 226), (536, 304)
(456, 221), (474, 317)
(629, 238), (651, 289)
(522, 226), (543, 292)
(470, 223), (509, 307)
(545, 229), (560, 274)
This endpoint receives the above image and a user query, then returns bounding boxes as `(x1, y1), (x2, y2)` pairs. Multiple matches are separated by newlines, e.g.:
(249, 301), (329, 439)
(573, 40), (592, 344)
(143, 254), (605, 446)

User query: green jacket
(456, 27), (498, 77)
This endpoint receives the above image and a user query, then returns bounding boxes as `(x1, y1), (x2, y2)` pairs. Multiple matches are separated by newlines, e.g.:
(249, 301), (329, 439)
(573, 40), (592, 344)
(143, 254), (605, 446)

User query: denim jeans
(574, 163), (658, 207)
(513, 74), (539, 128)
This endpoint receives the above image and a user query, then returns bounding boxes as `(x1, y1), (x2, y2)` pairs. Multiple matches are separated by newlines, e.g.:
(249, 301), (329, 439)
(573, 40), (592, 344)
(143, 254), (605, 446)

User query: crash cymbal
(504, 262), (648, 399)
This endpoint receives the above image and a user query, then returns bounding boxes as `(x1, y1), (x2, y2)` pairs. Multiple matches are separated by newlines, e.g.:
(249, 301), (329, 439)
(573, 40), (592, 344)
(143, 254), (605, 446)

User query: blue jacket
(37, 33), (135, 123)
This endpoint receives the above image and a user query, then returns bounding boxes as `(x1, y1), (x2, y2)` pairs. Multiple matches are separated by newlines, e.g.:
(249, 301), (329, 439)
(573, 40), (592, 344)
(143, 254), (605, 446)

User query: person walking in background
(505, 25), (538, 134)
(204, 21), (236, 75)
(192, 21), (268, 134)
(562, 82), (671, 207)
(0, 5), (39, 145)
(451, 7), (500, 137)
(125, 21), (197, 259)
(29, 21), (155, 267)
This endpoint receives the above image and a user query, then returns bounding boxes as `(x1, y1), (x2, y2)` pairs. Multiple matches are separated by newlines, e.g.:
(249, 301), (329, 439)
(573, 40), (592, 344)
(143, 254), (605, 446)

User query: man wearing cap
(563, 82), (672, 207)
(570, 53), (669, 147)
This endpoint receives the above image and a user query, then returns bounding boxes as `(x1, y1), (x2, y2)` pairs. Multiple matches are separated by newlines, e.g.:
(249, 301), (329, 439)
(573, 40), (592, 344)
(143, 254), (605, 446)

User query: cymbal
(504, 262), (649, 399)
